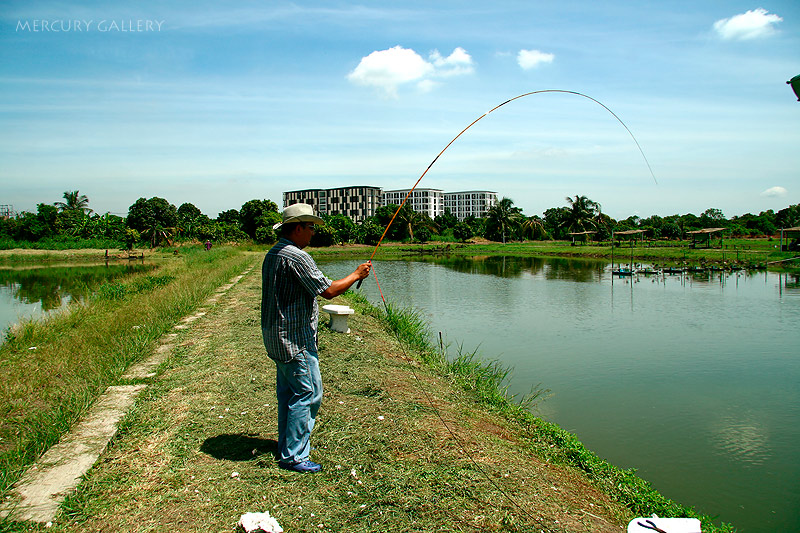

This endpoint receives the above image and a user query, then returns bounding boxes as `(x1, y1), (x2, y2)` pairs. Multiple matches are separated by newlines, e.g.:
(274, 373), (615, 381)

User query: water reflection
(0, 263), (154, 310)
(413, 254), (606, 282)
(410, 254), (788, 288)
(0, 263), (157, 338)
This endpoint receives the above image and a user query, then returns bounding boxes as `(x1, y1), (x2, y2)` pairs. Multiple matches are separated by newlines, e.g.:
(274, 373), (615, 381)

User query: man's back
(261, 238), (331, 363)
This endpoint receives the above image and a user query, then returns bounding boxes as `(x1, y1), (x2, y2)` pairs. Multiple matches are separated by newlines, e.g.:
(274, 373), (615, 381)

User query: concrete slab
(121, 344), (174, 380)
(0, 384), (146, 523)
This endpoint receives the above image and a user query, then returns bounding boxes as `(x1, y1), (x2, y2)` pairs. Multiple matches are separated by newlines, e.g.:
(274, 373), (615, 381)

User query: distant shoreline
(1, 238), (797, 272)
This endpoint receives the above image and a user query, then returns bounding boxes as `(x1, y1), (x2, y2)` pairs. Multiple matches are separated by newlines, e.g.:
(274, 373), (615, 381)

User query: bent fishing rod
(357, 89), (657, 292)
(348, 89), (658, 530)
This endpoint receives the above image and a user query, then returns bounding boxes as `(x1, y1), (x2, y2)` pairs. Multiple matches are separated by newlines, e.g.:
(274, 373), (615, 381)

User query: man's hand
(355, 262), (371, 280)
(321, 262), (372, 299)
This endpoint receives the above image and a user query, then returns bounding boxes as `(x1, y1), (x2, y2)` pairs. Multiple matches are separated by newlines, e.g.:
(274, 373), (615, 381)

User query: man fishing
(261, 203), (371, 473)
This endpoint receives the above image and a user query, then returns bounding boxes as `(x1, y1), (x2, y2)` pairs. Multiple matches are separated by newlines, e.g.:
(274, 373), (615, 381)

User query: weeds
(96, 274), (176, 301)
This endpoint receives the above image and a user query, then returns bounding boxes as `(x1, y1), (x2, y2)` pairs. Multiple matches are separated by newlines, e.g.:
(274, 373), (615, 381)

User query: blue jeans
(274, 349), (322, 464)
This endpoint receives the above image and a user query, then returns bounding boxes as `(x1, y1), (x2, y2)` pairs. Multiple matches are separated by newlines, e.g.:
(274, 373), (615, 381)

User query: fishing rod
(348, 91), (656, 529)
(357, 89), (657, 291)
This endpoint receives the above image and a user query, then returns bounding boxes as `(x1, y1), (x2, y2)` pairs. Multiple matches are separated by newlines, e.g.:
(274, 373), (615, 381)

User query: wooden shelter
(687, 227), (726, 248)
(779, 227), (800, 251)
(613, 229), (645, 246)
(568, 230), (596, 245)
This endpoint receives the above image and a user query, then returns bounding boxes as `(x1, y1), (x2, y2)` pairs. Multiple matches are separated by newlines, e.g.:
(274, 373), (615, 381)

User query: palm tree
(520, 215), (549, 240)
(562, 195), (601, 234)
(141, 223), (176, 248)
(485, 197), (523, 243)
(54, 190), (92, 214)
(393, 204), (437, 242)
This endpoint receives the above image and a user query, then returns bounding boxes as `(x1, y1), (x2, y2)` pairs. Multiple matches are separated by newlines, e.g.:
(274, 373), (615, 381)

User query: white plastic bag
(238, 511), (284, 533)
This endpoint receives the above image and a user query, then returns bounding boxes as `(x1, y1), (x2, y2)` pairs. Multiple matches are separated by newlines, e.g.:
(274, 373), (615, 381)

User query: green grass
(0, 246), (255, 497)
(1, 256), (735, 532)
(11, 275), (622, 532)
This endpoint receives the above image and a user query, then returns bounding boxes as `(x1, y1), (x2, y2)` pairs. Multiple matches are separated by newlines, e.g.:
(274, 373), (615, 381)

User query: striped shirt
(261, 238), (332, 363)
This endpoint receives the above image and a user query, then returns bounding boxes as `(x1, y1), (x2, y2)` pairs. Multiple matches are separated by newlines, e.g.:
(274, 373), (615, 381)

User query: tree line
(1, 190), (798, 249)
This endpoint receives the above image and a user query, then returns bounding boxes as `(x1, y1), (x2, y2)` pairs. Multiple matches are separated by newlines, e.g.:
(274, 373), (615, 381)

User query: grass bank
(0, 248), (152, 264)
(0, 263), (733, 532)
(346, 293), (733, 532)
(0, 246), (254, 498)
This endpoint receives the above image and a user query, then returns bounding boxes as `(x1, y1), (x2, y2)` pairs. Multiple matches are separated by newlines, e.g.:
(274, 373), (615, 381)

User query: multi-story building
(444, 191), (498, 220)
(382, 188), (444, 219)
(283, 186), (382, 222)
(283, 187), (499, 222)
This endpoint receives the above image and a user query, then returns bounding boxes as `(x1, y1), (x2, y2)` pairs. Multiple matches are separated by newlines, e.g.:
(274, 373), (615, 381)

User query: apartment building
(444, 191), (498, 220)
(283, 187), (498, 222)
(283, 186), (382, 222)
(382, 188), (444, 219)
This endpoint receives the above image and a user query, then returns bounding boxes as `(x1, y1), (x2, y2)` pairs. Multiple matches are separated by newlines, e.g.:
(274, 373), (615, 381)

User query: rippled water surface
(319, 256), (800, 532)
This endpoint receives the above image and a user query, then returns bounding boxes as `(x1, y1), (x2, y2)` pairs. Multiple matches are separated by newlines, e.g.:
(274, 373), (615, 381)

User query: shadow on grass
(200, 433), (277, 461)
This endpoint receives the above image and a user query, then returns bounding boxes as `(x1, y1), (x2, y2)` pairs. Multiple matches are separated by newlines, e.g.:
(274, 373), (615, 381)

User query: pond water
(0, 262), (155, 338)
(318, 256), (800, 533)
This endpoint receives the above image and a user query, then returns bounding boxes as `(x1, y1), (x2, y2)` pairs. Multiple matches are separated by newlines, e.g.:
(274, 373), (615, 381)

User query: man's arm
(320, 262), (371, 299)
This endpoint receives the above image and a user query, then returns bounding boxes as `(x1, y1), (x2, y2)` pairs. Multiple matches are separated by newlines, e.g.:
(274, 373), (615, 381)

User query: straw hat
(273, 203), (325, 230)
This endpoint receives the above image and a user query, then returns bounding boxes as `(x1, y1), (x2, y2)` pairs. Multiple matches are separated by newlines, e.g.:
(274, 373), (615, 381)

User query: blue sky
(1, 1), (798, 220)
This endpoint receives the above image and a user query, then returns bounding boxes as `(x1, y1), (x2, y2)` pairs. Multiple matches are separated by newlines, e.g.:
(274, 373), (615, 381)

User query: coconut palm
(520, 215), (549, 240)
(393, 204), (437, 242)
(561, 195), (601, 234)
(141, 223), (176, 248)
(485, 197), (523, 243)
(54, 190), (92, 214)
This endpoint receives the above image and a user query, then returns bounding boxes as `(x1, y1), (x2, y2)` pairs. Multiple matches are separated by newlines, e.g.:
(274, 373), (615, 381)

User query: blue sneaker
(279, 460), (322, 473)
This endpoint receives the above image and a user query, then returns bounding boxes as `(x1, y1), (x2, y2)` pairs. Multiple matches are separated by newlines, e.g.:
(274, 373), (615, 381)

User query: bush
(414, 225), (432, 243)
(310, 224), (336, 247)
(356, 220), (384, 245)
(453, 222), (473, 242)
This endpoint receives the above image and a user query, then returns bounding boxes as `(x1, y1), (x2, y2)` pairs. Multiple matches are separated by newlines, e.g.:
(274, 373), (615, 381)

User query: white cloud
(517, 49), (555, 70)
(429, 47), (475, 77)
(347, 46), (473, 97)
(347, 46), (432, 97)
(760, 186), (788, 198)
(713, 8), (782, 40)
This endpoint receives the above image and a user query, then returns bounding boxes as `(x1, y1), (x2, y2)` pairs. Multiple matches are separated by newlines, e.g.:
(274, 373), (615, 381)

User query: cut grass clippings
(0, 263), (733, 532)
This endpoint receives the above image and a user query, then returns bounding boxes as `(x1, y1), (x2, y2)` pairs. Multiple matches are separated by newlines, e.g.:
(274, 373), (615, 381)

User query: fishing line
(357, 90), (656, 529)
(359, 89), (657, 295)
